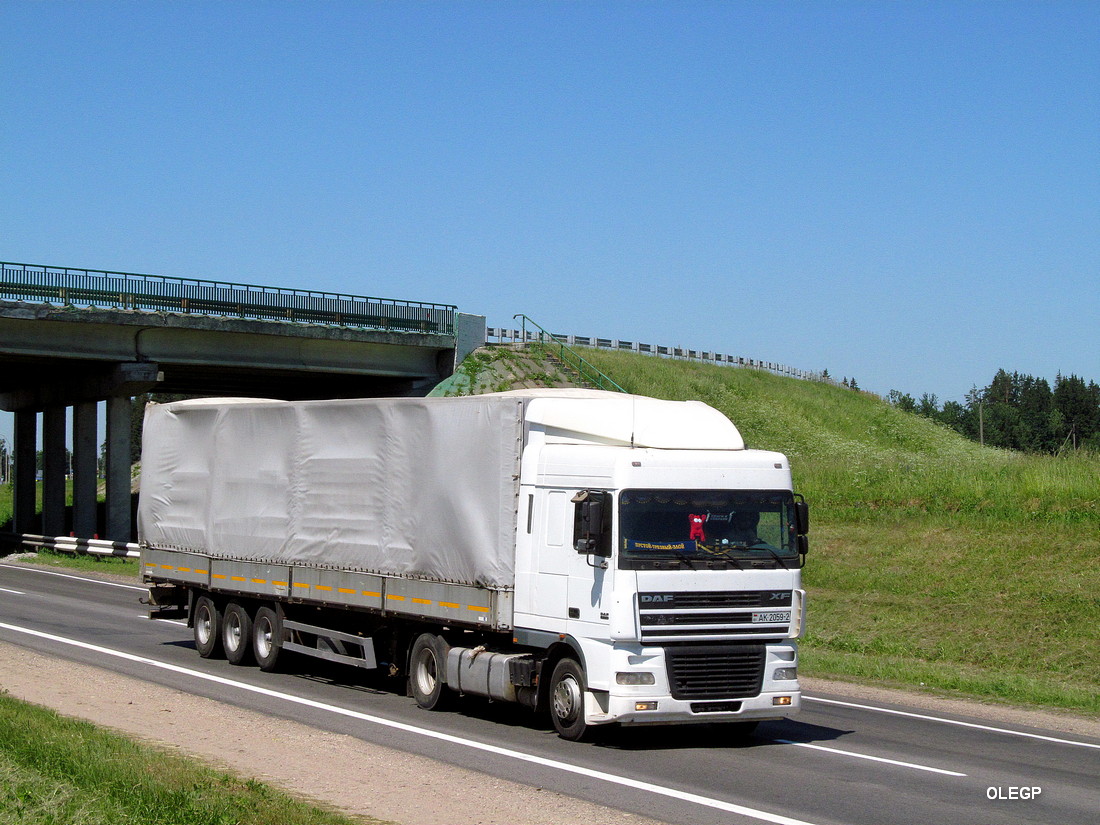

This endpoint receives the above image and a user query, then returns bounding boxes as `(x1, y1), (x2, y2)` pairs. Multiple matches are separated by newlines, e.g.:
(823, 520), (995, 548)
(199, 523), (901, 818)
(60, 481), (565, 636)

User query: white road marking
(773, 739), (966, 776)
(140, 615), (189, 627)
(0, 620), (822, 825)
(0, 564), (146, 592)
(804, 695), (1100, 751)
(0, 587), (25, 595)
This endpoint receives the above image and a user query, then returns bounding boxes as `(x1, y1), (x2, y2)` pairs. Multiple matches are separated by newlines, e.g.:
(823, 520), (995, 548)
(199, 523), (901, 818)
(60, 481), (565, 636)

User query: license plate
(752, 610), (791, 624)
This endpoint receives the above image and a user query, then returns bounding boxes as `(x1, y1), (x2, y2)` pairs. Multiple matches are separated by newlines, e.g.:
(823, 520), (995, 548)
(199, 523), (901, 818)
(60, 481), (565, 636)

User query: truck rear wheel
(252, 606), (283, 672)
(549, 657), (590, 741)
(409, 633), (452, 711)
(193, 595), (223, 659)
(222, 601), (253, 665)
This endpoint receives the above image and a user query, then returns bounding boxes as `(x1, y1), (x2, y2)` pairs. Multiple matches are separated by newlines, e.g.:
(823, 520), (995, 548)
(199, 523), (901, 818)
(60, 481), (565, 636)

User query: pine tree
(889, 390), (917, 412)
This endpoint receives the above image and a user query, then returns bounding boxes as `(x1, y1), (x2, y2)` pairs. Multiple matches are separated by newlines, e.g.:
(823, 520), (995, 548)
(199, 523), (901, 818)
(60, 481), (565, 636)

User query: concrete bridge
(0, 262), (484, 542)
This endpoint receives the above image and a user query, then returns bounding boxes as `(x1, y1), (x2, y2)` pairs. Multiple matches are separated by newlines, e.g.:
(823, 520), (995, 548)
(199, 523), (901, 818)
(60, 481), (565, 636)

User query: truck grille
(640, 591), (792, 609)
(665, 645), (765, 700)
(638, 590), (793, 640)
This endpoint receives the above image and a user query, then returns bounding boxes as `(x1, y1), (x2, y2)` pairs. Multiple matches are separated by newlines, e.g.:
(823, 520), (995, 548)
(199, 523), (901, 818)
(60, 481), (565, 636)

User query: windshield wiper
(698, 548), (745, 569)
(670, 550), (698, 569)
(728, 542), (792, 569)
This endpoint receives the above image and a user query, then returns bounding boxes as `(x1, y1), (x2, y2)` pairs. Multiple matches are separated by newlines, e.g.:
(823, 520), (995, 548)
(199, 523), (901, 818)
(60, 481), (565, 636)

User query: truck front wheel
(549, 657), (590, 741)
(193, 595), (223, 659)
(409, 633), (452, 711)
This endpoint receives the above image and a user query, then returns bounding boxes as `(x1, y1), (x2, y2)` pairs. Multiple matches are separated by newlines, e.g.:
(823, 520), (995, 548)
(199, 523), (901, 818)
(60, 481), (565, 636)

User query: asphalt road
(1, 561), (1096, 825)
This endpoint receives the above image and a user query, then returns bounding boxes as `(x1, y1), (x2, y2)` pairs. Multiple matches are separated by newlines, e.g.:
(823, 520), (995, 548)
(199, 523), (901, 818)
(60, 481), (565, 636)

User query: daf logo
(640, 594), (675, 603)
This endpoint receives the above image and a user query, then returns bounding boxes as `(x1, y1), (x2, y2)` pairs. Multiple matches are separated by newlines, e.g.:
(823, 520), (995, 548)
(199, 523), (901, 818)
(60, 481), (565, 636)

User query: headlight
(773, 667), (797, 681)
(616, 672), (656, 685)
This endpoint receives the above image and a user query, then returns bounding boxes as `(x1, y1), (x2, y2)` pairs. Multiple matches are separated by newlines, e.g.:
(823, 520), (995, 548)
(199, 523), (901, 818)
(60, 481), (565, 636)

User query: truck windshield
(619, 489), (799, 568)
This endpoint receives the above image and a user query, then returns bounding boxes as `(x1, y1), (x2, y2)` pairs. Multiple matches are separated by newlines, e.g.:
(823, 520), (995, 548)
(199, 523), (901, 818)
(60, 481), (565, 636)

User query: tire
(549, 657), (590, 741)
(409, 633), (452, 711)
(192, 595), (223, 659)
(222, 601), (253, 666)
(252, 606), (283, 672)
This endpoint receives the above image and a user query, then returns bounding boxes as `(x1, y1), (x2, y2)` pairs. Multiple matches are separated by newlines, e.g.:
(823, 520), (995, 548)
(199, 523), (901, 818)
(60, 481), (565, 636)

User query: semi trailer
(139, 389), (809, 740)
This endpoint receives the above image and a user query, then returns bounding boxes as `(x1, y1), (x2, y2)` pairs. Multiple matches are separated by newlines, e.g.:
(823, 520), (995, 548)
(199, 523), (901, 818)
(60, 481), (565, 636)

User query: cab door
(528, 488), (571, 620)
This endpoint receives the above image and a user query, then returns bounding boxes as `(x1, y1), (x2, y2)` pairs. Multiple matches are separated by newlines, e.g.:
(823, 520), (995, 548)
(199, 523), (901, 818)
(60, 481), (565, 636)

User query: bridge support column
(42, 407), (67, 536)
(72, 401), (98, 538)
(12, 410), (36, 533)
(105, 395), (132, 542)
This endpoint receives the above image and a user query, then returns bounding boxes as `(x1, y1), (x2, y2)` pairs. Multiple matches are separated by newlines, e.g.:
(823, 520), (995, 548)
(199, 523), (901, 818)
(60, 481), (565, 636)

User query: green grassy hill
(455, 345), (1099, 714)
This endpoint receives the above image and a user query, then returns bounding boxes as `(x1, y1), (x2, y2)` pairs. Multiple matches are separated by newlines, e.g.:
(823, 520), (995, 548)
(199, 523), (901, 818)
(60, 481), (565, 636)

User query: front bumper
(599, 687), (801, 727)
(584, 641), (801, 727)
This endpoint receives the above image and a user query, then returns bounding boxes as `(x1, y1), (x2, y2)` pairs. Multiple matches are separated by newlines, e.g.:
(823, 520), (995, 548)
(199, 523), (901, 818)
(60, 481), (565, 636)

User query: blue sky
(2, 0), (1097, 428)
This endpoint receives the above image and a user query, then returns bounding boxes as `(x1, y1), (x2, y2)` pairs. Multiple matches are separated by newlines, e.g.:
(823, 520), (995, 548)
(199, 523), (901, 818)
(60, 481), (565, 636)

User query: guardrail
(488, 327), (832, 384)
(3, 533), (140, 559)
(0, 261), (456, 335)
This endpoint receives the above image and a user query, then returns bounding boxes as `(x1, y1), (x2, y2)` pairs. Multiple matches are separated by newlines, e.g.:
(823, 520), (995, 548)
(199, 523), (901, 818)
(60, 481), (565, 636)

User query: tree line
(889, 370), (1100, 454)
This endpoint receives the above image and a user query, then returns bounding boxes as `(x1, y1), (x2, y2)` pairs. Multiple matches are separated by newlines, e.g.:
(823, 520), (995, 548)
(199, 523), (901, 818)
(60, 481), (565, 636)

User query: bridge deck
(1, 261), (455, 335)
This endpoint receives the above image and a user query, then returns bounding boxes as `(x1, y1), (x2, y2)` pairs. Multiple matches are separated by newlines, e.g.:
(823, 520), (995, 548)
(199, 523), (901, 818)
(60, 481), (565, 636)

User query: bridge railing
(0, 261), (456, 335)
(488, 326), (834, 385)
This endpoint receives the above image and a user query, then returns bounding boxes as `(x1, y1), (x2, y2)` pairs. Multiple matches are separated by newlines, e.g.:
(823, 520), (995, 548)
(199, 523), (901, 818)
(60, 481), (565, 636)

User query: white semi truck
(139, 389), (809, 740)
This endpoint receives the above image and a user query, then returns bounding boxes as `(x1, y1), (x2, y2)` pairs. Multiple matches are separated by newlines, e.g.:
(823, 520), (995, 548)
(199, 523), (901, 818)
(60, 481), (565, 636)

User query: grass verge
(5, 548), (141, 578)
(0, 690), (387, 825)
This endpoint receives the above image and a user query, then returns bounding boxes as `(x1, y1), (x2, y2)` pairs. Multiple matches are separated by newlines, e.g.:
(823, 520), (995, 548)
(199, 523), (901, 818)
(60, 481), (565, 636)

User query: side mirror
(572, 490), (611, 557)
(794, 496), (810, 536)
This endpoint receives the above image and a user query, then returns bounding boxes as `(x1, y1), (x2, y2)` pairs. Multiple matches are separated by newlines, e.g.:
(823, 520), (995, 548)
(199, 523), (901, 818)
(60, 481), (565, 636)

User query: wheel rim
(225, 613), (242, 651)
(553, 672), (582, 724)
(255, 617), (273, 659)
(414, 648), (438, 696)
(196, 606), (213, 645)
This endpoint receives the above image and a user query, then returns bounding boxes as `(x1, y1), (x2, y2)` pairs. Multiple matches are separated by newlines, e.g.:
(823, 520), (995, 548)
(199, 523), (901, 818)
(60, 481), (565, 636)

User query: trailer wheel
(222, 601), (253, 665)
(549, 657), (590, 741)
(253, 606), (283, 672)
(193, 595), (224, 659)
(409, 633), (452, 711)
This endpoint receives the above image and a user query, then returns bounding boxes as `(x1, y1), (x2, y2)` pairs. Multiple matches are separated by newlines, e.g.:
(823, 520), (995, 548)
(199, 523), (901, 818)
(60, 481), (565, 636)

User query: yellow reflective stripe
(177, 573), (487, 616)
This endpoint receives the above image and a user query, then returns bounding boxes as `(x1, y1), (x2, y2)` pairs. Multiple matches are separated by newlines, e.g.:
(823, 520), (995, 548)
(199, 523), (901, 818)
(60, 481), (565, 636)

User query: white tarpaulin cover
(138, 395), (526, 589)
